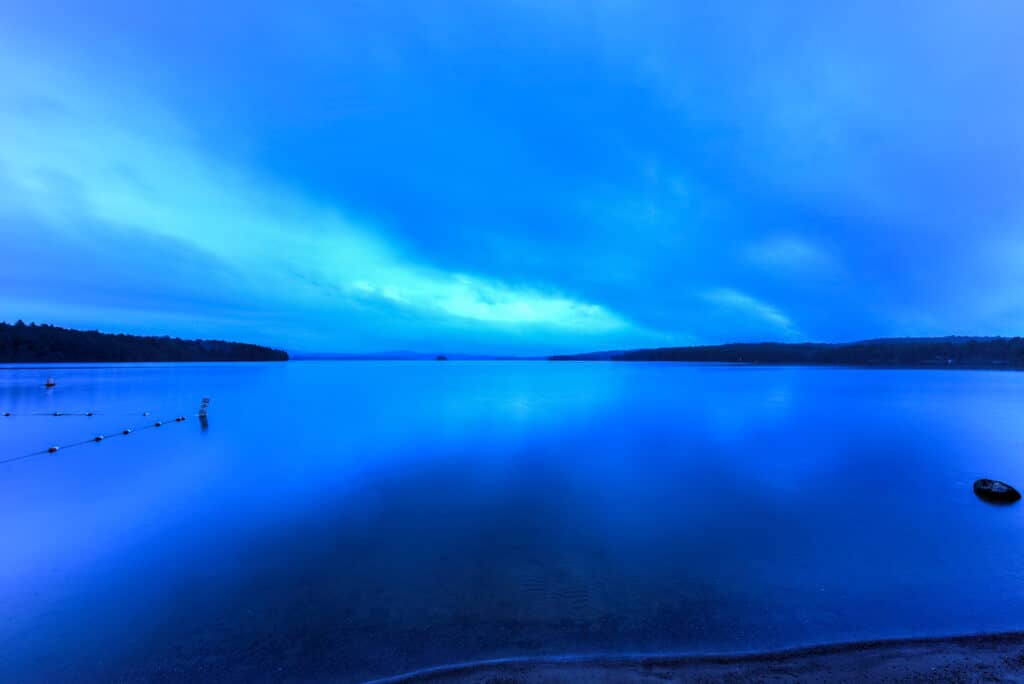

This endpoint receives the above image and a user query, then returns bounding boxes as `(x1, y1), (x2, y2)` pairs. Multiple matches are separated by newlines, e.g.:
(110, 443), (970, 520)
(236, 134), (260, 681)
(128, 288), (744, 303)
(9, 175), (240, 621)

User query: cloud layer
(2, 1), (1023, 352)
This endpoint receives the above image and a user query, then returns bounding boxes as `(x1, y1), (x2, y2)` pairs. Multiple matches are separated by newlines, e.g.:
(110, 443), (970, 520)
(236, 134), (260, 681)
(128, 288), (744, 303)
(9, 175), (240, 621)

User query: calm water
(2, 361), (1024, 681)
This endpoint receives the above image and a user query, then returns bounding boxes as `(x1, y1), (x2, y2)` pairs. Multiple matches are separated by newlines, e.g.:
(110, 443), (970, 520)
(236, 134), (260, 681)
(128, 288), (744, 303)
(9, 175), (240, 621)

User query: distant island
(551, 337), (1024, 369)
(0, 321), (288, 362)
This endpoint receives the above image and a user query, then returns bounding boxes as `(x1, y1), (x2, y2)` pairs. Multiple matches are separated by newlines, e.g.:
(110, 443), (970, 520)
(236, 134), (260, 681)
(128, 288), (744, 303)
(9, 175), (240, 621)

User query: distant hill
(0, 321), (288, 362)
(551, 337), (1024, 369)
(291, 351), (536, 360)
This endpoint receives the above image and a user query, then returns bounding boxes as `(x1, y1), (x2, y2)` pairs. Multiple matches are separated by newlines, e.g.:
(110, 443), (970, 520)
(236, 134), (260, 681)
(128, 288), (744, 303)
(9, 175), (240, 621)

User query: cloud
(702, 288), (800, 340)
(3, 3), (1024, 350)
(0, 50), (632, 347)
(743, 236), (838, 276)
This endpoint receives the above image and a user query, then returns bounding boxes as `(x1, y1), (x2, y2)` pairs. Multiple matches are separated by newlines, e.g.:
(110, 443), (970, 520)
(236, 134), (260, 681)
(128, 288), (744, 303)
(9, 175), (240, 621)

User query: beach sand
(375, 632), (1024, 683)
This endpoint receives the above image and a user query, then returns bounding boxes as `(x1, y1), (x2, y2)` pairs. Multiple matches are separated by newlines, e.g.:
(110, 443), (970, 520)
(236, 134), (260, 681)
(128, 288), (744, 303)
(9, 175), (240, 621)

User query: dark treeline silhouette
(551, 337), (1024, 369)
(0, 321), (288, 362)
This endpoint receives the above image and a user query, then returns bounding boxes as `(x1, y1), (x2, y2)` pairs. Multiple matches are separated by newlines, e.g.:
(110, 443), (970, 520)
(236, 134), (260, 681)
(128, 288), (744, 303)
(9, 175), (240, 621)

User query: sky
(1, 1), (1023, 354)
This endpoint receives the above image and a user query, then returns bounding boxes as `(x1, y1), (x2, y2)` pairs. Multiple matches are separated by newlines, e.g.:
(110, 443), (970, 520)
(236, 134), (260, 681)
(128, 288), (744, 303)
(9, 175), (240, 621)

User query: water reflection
(2, 362), (1024, 682)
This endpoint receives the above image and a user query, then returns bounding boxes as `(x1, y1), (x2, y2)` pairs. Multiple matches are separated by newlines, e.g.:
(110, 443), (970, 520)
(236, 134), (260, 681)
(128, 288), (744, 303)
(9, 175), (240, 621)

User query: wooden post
(199, 397), (210, 429)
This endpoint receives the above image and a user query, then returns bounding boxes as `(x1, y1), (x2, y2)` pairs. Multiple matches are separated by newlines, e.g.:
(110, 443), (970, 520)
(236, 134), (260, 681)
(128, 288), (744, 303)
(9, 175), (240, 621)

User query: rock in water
(974, 479), (1022, 503)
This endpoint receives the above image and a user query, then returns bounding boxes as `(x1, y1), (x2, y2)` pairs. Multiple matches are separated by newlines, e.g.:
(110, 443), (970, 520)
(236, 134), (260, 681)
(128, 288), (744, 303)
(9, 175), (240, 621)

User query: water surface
(2, 361), (1024, 682)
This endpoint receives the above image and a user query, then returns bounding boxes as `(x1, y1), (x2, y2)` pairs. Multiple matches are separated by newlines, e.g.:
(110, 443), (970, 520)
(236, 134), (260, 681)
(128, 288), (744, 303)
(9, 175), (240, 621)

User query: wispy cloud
(702, 288), (800, 340)
(744, 236), (838, 276)
(0, 52), (631, 344)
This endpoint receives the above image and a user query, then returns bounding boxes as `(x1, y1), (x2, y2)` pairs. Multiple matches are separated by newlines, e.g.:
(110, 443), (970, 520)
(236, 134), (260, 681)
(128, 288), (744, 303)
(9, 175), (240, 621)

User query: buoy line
(2, 410), (160, 417)
(0, 414), (191, 467)
(1, 411), (212, 418)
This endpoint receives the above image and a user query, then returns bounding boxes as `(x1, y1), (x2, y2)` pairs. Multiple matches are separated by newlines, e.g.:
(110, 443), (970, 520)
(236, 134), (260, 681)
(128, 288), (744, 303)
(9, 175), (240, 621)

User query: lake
(2, 361), (1024, 682)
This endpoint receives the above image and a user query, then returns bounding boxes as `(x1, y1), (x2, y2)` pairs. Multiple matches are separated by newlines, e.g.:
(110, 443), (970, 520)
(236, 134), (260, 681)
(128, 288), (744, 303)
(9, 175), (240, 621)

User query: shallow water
(2, 361), (1024, 682)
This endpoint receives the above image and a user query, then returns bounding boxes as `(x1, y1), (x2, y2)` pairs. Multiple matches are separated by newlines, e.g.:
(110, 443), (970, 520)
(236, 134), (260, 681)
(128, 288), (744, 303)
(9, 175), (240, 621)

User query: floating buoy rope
(1, 410), (179, 417)
(0, 416), (187, 466)
(0, 399), (207, 467)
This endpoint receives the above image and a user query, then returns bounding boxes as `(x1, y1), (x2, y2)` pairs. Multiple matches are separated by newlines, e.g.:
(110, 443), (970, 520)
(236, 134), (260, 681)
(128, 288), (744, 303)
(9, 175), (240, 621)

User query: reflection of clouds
(699, 383), (795, 444)
(6, 362), (1024, 675)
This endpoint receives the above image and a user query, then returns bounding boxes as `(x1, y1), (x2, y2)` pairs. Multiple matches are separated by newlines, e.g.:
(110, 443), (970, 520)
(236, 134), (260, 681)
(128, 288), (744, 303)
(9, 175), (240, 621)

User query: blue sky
(1, 1), (1022, 354)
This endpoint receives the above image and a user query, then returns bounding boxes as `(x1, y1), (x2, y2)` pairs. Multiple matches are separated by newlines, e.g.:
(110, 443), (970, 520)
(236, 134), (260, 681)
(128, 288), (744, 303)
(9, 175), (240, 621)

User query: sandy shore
(369, 632), (1024, 683)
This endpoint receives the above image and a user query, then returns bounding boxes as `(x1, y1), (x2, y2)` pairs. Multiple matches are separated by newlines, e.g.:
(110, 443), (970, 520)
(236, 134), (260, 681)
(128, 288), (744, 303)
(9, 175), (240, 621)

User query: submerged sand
(371, 632), (1024, 683)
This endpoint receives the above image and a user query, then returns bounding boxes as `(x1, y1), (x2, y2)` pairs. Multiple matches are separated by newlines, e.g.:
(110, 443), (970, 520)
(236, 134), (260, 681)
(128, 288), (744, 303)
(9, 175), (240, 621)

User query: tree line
(551, 337), (1024, 368)
(0, 321), (288, 362)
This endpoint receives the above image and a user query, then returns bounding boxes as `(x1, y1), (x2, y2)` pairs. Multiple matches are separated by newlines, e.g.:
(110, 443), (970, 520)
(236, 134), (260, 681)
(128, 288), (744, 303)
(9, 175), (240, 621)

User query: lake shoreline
(372, 631), (1024, 683)
(549, 358), (1024, 372)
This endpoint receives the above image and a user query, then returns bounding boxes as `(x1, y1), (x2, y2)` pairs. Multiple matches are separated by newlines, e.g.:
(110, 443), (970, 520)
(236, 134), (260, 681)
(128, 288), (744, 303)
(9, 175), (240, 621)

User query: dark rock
(974, 478), (1021, 503)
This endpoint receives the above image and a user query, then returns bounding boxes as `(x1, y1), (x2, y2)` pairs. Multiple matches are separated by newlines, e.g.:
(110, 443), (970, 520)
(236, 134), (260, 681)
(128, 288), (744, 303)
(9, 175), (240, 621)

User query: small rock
(974, 478), (1021, 503)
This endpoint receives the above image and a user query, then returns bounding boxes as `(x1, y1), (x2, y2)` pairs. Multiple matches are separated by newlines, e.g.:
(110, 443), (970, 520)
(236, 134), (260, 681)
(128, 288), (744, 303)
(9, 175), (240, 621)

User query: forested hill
(551, 337), (1024, 369)
(0, 322), (288, 362)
